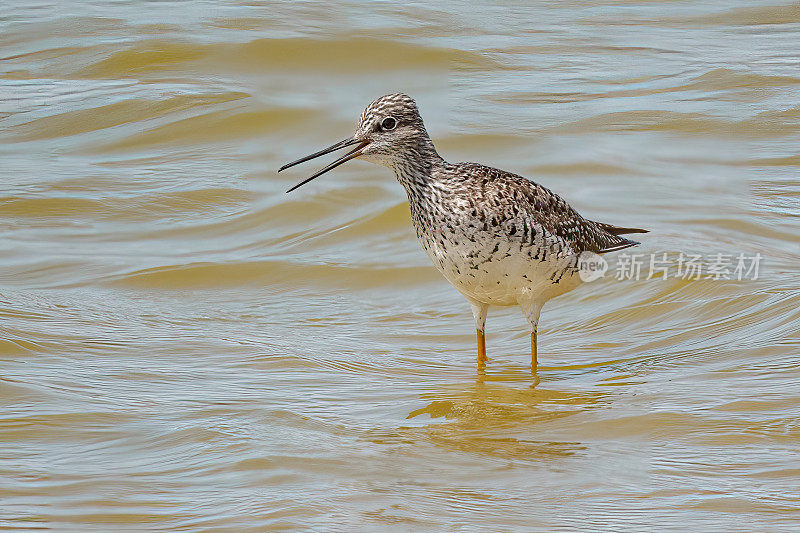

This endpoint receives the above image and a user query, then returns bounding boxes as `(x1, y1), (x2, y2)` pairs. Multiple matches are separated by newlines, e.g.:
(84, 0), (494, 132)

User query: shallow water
(2, 1), (799, 531)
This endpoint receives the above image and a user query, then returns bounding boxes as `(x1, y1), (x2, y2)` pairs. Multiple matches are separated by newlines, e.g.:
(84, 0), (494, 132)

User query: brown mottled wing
(459, 163), (645, 254)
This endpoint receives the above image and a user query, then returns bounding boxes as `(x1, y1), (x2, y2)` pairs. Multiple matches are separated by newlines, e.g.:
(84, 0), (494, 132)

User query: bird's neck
(389, 138), (445, 193)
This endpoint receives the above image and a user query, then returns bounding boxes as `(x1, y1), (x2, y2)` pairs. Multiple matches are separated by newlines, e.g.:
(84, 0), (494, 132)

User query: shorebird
(279, 94), (646, 372)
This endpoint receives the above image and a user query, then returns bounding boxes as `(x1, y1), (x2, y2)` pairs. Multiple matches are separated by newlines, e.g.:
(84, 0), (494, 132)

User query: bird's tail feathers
(599, 237), (640, 254)
(595, 222), (648, 236)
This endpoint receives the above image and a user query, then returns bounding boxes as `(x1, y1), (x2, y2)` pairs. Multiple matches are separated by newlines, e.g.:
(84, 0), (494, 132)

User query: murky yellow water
(2, 2), (799, 531)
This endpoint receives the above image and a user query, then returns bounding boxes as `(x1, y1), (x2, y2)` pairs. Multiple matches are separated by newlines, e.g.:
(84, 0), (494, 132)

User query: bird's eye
(381, 117), (397, 131)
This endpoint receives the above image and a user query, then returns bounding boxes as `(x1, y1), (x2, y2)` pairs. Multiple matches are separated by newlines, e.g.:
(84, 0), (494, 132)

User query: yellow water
(2, 2), (799, 531)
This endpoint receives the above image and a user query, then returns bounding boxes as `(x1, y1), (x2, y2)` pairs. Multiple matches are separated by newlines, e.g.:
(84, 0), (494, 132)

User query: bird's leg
(477, 329), (487, 366)
(468, 300), (489, 368)
(520, 301), (543, 374)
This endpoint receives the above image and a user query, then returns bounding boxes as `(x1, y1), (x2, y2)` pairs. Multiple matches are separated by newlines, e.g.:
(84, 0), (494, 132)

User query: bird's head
(280, 93), (434, 193)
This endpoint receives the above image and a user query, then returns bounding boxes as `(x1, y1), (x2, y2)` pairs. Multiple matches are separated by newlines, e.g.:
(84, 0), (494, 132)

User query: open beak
(279, 137), (370, 193)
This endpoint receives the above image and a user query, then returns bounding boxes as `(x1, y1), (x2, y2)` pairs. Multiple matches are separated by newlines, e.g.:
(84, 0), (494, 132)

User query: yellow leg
(531, 330), (538, 373)
(477, 329), (487, 367)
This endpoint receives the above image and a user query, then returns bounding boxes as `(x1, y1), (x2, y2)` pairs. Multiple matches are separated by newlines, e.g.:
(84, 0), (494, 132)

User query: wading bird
(279, 94), (646, 372)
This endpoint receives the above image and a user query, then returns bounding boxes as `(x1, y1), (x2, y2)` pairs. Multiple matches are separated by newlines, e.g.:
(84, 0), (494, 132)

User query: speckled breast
(412, 210), (583, 307)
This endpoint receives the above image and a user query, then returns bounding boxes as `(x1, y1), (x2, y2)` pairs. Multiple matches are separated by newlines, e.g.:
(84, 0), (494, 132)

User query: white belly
(419, 231), (583, 307)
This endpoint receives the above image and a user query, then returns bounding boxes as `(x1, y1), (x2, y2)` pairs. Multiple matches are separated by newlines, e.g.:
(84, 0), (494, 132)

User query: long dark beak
(279, 137), (369, 193)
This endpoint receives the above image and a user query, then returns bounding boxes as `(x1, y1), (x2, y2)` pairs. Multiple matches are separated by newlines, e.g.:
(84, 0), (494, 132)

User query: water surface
(2, 1), (799, 531)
